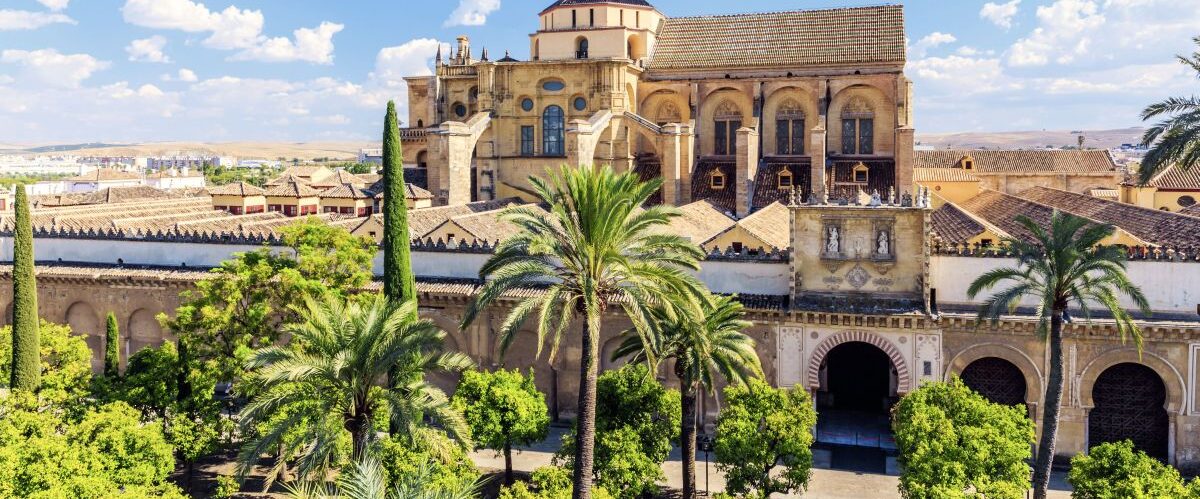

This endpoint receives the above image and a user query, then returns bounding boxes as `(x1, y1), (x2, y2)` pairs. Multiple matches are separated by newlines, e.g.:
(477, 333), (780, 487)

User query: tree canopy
(451, 368), (550, 484)
(893, 378), (1035, 499)
(713, 377), (817, 499)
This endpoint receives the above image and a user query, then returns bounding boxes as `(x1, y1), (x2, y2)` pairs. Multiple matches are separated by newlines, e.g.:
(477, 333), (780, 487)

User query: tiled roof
(930, 202), (987, 244)
(66, 168), (142, 182)
(1179, 204), (1200, 218)
(408, 198), (522, 239)
(263, 180), (321, 198)
(736, 201), (790, 250)
(312, 170), (369, 188)
(1089, 188), (1119, 200)
(542, 0), (652, 13)
(914, 167), (979, 183)
(754, 159), (811, 209)
(957, 190), (1060, 243)
(914, 149), (1119, 174)
(1020, 186), (1200, 247)
(649, 5), (905, 71)
(664, 199), (736, 245)
(207, 182), (265, 196)
(34, 185), (206, 208)
(690, 159), (736, 214)
(265, 173), (310, 186)
(365, 180), (435, 200)
(278, 165), (332, 180)
(319, 184), (372, 199)
(1145, 164), (1200, 190)
(441, 205), (548, 243)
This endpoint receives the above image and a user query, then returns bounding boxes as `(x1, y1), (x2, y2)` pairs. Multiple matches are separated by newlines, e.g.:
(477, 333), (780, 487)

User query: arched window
(841, 96), (874, 155)
(576, 37), (589, 59)
(533, 39), (540, 61)
(776, 99), (806, 155)
(543, 105), (564, 156)
(713, 101), (741, 156)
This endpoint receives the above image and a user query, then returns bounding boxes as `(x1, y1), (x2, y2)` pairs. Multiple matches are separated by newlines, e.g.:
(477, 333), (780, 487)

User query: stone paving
(469, 426), (1075, 498)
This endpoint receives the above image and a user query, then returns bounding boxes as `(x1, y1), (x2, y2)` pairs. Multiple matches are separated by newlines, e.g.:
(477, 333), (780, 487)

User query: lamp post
(698, 433), (714, 496)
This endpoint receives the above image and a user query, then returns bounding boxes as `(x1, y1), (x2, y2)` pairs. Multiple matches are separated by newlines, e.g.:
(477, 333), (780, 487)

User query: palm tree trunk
(680, 382), (698, 499)
(572, 318), (598, 499)
(348, 413), (371, 461)
(1033, 310), (1065, 499)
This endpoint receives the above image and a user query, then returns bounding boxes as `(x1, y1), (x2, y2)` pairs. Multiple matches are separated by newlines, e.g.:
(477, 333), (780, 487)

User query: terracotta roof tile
(649, 5), (905, 71)
(754, 159), (811, 209)
(690, 159), (736, 214)
(1020, 186), (1200, 247)
(736, 201), (790, 250)
(914, 167), (979, 182)
(407, 198), (522, 239)
(319, 184), (372, 199)
(1145, 164), (1200, 190)
(914, 149), (1119, 174)
(930, 202), (987, 244)
(207, 182), (265, 196)
(664, 199), (736, 244)
(311, 170), (369, 188)
(263, 180), (321, 197)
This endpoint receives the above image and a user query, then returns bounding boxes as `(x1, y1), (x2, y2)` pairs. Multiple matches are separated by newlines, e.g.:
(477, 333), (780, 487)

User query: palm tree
(285, 458), (480, 499)
(461, 164), (706, 499)
(1137, 35), (1200, 184)
(238, 293), (474, 487)
(611, 293), (762, 499)
(967, 210), (1149, 499)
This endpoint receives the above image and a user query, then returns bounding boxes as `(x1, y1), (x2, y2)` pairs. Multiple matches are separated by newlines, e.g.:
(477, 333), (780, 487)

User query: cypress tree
(104, 312), (120, 377)
(382, 100), (417, 308)
(10, 184), (39, 391)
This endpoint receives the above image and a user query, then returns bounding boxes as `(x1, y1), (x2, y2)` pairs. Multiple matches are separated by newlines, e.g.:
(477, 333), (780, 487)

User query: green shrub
(212, 474), (240, 499)
(1068, 441), (1189, 498)
(714, 378), (816, 499)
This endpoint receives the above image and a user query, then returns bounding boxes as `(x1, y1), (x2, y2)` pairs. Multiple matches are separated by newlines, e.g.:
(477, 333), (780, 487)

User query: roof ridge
(664, 3), (900, 21)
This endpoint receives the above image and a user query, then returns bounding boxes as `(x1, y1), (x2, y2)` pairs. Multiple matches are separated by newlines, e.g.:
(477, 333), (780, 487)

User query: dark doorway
(961, 357), (1027, 408)
(1089, 362), (1169, 461)
(824, 341), (892, 412)
(815, 341), (897, 473)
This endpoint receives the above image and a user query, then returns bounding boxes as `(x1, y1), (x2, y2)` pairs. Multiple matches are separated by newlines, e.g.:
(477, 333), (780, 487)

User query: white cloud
(121, 0), (340, 63)
(980, 0), (1021, 29)
(0, 49), (109, 88)
(371, 38), (446, 85)
(0, 9), (75, 30)
(444, 0), (500, 27)
(231, 21), (344, 64)
(909, 32), (957, 58)
(36, 0), (70, 11)
(1008, 0), (1104, 66)
(177, 68), (197, 82)
(126, 35), (171, 63)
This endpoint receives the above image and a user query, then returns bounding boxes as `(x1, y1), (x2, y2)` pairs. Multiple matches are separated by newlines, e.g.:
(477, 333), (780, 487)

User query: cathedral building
(4, 0), (1200, 475)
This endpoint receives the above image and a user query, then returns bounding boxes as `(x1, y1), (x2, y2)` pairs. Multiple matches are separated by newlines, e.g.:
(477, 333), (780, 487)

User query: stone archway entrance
(813, 338), (902, 473)
(1089, 362), (1169, 461)
(961, 357), (1027, 409)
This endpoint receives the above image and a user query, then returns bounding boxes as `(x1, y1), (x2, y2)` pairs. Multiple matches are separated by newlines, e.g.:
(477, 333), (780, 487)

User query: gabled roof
(1143, 164), (1200, 190)
(914, 149), (1119, 174)
(319, 184), (372, 199)
(263, 180), (321, 198)
(914, 167), (979, 183)
(311, 170), (369, 188)
(735, 201), (790, 250)
(436, 205), (549, 243)
(66, 168), (141, 182)
(364, 179), (434, 200)
(663, 199), (736, 245)
(407, 198), (522, 239)
(649, 5), (905, 71)
(207, 181), (265, 196)
(930, 202), (990, 244)
(1020, 186), (1200, 247)
(265, 173), (310, 186)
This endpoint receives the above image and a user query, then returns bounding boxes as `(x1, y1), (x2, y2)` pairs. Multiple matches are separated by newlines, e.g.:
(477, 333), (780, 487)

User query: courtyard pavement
(469, 426), (1074, 498)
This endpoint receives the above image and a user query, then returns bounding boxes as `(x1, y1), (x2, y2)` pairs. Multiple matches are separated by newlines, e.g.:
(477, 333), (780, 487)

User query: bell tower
(530, 0), (664, 63)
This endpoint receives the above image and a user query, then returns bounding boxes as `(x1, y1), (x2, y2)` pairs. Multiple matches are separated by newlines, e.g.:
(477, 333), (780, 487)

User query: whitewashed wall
(932, 255), (1200, 316)
(2, 236), (792, 296)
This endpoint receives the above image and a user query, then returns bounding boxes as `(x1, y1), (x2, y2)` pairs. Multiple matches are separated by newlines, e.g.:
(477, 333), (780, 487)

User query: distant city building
(237, 159), (282, 169)
(357, 148), (383, 165)
(146, 156), (234, 170)
(62, 168), (143, 192)
(144, 167), (207, 190)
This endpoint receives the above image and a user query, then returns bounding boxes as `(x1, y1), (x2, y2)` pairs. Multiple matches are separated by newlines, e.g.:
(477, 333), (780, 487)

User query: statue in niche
(826, 226), (840, 254)
(877, 230), (890, 256)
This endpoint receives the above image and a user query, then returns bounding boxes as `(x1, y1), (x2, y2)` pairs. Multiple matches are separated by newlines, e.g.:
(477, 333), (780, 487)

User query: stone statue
(827, 226), (840, 254)
(878, 231), (889, 256)
(901, 191), (912, 207)
(888, 186), (896, 205)
(869, 189), (882, 207)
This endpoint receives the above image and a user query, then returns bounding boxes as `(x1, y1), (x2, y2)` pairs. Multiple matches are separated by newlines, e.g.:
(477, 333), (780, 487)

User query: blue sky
(0, 0), (1197, 144)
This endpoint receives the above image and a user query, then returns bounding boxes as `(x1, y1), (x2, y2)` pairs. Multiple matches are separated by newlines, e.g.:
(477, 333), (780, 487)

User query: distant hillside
(6, 141), (374, 161)
(916, 128), (1145, 150)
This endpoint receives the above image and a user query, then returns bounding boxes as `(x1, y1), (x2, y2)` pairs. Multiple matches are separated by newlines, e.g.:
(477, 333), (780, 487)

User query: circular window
(573, 97), (587, 111)
(542, 80), (566, 92)
(1179, 196), (1196, 207)
(453, 103), (467, 118)
(521, 98), (534, 112)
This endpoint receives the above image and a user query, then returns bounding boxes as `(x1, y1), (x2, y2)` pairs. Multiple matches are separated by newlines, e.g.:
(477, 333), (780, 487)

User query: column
(895, 126), (915, 199)
(735, 126), (759, 218)
(810, 125), (827, 203)
(658, 124), (682, 206)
